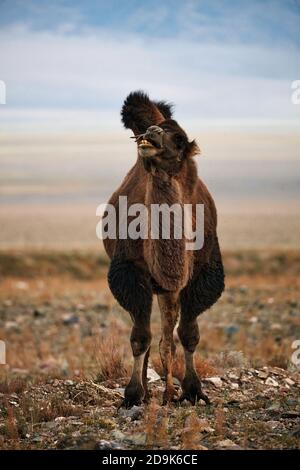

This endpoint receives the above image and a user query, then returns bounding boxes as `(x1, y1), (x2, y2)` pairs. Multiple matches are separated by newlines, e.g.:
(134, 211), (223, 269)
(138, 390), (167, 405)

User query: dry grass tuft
(144, 399), (169, 448)
(94, 327), (130, 382)
(182, 412), (202, 449)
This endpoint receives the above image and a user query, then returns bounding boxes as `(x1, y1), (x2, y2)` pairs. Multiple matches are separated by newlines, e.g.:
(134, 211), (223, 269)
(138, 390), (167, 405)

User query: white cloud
(0, 20), (299, 131)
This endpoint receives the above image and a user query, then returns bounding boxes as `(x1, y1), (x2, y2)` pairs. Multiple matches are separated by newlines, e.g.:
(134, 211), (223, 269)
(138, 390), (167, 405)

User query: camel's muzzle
(138, 125), (164, 158)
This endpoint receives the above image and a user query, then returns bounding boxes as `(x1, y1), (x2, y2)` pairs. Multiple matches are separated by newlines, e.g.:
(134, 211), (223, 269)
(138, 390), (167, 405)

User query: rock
(112, 430), (126, 441)
(97, 440), (122, 450)
(147, 368), (161, 383)
(127, 433), (146, 446)
(284, 378), (295, 386)
(270, 323), (282, 331)
(5, 321), (20, 332)
(257, 370), (268, 379)
(64, 380), (74, 386)
(118, 405), (143, 421)
(224, 325), (239, 337)
(75, 303), (86, 311)
(239, 285), (248, 293)
(230, 383), (239, 390)
(205, 377), (222, 388)
(62, 314), (79, 325)
(266, 402), (281, 413)
(216, 439), (241, 450)
(228, 372), (239, 380)
(265, 377), (279, 387)
(15, 281), (28, 290)
(112, 429), (146, 446)
(172, 377), (181, 388)
(290, 426), (300, 437)
(266, 420), (280, 430)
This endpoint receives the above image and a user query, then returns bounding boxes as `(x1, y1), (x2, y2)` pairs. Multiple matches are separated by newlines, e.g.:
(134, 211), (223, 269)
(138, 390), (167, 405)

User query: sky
(0, 0), (300, 131)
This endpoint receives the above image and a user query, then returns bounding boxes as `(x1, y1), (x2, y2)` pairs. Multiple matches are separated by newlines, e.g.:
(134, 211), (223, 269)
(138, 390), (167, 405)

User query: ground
(0, 250), (299, 449)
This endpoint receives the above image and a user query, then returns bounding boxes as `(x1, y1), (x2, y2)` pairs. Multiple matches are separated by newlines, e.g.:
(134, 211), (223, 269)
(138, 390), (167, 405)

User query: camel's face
(137, 119), (190, 173)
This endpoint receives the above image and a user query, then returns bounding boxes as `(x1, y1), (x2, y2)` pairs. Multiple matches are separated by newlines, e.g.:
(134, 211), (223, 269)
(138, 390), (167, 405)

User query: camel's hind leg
(157, 292), (180, 404)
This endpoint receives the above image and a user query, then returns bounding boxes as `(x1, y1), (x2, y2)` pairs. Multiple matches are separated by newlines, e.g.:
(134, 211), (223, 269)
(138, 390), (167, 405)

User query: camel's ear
(121, 91), (165, 136)
(187, 139), (200, 157)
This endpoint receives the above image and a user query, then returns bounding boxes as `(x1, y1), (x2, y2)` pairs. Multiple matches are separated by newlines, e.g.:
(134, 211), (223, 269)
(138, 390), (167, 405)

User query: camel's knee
(130, 325), (151, 357)
(177, 320), (200, 353)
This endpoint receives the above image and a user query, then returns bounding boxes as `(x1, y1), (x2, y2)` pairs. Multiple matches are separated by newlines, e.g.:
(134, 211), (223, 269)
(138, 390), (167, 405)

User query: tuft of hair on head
(153, 100), (174, 120)
(121, 90), (170, 136)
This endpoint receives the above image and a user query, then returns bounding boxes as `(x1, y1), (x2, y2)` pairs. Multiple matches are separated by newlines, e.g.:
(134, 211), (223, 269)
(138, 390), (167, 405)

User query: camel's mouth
(138, 137), (162, 158)
(138, 138), (158, 149)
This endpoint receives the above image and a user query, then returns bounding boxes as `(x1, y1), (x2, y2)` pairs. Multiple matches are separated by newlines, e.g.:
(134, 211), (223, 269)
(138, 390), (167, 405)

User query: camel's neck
(143, 163), (195, 291)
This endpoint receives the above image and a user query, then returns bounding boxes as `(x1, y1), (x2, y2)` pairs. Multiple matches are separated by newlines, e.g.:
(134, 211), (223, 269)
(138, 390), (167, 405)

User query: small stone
(62, 314), (79, 325)
(230, 383), (239, 390)
(216, 439), (240, 450)
(228, 373), (239, 380)
(112, 430), (126, 441)
(205, 377), (222, 388)
(55, 416), (67, 422)
(284, 378), (295, 386)
(15, 281), (28, 290)
(147, 368), (161, 383)
(265, 377), (279, 387)
(257, 371), (268, 379)
(266, 420), (280, 430)
(127, 433), (146, 446)
(5, 321), (21, 333)
(97, 440), (122, 450)
(118, 405), (143, 421)
(267, 402), (281, 412)
(271, 323), (282, 331)
(64, 380), (74, 386)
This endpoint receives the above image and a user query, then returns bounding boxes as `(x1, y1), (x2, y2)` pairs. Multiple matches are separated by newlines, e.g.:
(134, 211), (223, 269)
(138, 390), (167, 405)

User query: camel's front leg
(124, 319), (152, 407)
(107, 257), (153, 408)
(177, 318), (210, 405)
(158, 293), (179, 404)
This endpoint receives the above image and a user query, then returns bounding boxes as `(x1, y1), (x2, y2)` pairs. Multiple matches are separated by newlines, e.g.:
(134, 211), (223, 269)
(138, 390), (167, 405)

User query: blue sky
(0, 0), (300, 130)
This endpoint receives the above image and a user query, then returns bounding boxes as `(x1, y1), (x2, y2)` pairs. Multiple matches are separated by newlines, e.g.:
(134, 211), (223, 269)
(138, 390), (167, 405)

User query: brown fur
(103, 91), (224, 407)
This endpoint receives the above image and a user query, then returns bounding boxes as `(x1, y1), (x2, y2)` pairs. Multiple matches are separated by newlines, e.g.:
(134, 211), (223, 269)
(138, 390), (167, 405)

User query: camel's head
(136, 120), (199, 174)
(121, 91), (199, 174)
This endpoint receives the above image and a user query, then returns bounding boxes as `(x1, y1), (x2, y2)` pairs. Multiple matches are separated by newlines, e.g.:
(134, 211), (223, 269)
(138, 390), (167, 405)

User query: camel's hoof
(178, 375), (211, 406)
(122, 382), (145, 408)
(178, 391), (210, 406)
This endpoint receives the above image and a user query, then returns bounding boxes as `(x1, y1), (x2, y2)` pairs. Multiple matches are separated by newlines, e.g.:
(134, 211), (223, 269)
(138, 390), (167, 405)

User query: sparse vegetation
(0, 249), (299, 449)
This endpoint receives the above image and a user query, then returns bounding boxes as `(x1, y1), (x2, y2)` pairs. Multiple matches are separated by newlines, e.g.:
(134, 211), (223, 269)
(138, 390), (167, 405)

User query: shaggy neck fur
(143, 160), (196, 291)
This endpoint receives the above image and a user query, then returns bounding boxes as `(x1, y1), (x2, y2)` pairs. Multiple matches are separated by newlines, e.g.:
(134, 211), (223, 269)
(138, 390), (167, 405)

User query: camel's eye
(174, 133), (186, 149)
